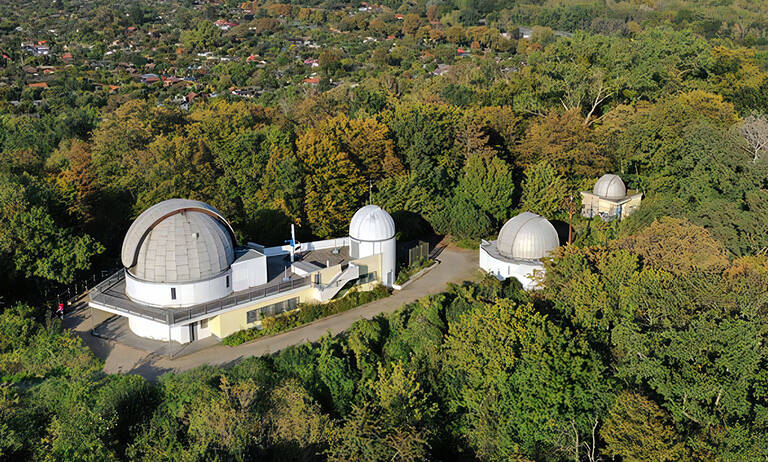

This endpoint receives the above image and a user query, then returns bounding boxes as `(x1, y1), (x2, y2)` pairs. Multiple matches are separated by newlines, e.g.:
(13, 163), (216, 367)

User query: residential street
(67, 244), (480, 381)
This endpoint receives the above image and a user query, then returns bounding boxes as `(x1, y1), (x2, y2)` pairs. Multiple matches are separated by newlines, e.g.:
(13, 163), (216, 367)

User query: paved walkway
(67, 244), (480, 381)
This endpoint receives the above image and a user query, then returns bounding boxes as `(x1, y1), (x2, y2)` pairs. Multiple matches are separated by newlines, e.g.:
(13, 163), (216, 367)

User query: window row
(246, 297), (299, 324)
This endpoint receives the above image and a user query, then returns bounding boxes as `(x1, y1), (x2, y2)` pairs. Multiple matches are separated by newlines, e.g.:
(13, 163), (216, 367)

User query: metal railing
(169, 277), (310, 324)
(89, 270), (311, 326)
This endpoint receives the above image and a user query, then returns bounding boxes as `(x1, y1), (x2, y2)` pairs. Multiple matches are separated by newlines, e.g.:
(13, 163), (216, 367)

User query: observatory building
(479, 212), (560, 289)
(580, 174), (642, 221)
(349, 205), (397, 287)
(89, 199), (396, 344)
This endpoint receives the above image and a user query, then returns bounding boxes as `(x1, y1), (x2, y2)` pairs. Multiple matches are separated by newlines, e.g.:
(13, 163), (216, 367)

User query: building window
(246, 297), (299, 324)
(170, 288), (176, 300)
(355, 272), (376, 285)
(226, 275), (230, 288)
(200, 318), (208, 329)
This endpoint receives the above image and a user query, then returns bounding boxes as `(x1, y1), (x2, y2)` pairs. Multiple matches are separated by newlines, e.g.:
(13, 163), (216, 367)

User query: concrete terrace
(89, 246), (353, 327)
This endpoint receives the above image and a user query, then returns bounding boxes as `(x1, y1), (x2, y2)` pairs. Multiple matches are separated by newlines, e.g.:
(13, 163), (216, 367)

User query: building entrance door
(189, 322), (197, 342)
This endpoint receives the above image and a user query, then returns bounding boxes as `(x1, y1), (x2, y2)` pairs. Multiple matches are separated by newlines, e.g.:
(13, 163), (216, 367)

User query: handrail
(89, 271), (311, 326)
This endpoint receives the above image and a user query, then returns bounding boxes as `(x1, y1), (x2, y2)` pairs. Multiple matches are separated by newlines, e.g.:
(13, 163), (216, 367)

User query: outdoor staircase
(315, 263), (360, 301)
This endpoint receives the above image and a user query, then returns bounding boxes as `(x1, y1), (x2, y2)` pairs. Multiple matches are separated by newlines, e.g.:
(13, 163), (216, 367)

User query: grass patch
(222, 284), (389, 346)
(395, 258), (436, 285)
(452, 237), (479, 249)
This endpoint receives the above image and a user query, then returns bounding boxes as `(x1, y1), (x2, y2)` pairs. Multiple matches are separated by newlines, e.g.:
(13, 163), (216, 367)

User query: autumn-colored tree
(255, 18), (281, 34)
(266, 3), (292, 17)
(445, 25), (466, 44)
(369, 18), (390, 36)
(471, 106), (522, 157)
(427, 5), (440, 22)
(516, 109), (611, 178)
(618, 217), (729, 275)
(603, 391), (687, 462)
(296, 128), (366, 238)
(266, 380), (332, 459)
(402, 14), (423, 36)
(455, 123), (495, 160)
(130, 133), (219, 213)
(51, 140), (99, 223)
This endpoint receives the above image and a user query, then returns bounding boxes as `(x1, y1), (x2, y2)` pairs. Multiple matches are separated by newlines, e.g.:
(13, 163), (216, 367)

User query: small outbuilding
(580, 174), (642, 221)
(349, 205), (397, 288)
(479, 212), (560, 289)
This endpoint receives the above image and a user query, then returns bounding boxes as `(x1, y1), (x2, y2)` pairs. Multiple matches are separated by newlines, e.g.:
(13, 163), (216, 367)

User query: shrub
(223, 285), (389, 346)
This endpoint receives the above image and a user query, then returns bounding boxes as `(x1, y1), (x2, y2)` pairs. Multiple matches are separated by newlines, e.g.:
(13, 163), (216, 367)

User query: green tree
(265, 380), (331, 460)
(520, 161), (567, 218)
(442, 300), (614, 460)
(438, 154), (516, 239)
(603, 391), (687, 462)
(0, 174), (104, 284)
(181, 20), (220, 50)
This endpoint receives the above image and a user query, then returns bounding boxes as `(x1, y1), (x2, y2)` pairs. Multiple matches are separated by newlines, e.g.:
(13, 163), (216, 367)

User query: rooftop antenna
(368, 179), (373, 205)
(285, 224), (300, 263)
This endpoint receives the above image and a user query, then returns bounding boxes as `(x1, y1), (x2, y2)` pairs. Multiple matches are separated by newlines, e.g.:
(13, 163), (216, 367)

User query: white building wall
(262, 237), (350, 256)
(231, 253), (267, 292)
(125, 270), (233, 308)
(479, 246), (545, 290)
(352, 237), (396, 287)
(127, 316), (213, 343)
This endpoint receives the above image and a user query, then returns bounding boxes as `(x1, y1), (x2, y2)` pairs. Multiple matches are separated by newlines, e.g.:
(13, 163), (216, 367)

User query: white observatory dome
(496, 212), (559, 260)
(349, 205), (396, 241)
(121, 199), (236, 283)
(593, 174), (626, 200)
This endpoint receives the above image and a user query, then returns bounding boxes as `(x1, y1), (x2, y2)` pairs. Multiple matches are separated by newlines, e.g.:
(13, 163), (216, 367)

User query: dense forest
(2, 0), (768, 460)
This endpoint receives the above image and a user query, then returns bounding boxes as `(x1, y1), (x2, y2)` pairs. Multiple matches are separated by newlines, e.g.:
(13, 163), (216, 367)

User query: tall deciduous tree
(296, 129), (366, 238)
(603, 391), (687, 462)
(520, 161), (567, 218)
(0, 174), (103, 285)
(442, 300), (614, 460)
(738, 113), (768, 163)
(618, 217), (729, 275)
(516, 110), (610, 178)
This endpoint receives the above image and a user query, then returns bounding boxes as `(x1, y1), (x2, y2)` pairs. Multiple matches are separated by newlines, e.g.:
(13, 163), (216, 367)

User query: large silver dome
(593, 174), (626, 199)
(496, 212), (559, 260)
(121, 199), (236, 283)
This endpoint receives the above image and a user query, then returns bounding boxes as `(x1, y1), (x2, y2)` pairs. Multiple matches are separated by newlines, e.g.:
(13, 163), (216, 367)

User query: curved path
(68, 244), (480, 381)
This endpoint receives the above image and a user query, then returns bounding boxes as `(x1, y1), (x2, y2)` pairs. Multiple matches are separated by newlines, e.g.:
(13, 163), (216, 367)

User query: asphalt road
(68, 244), (480, 381)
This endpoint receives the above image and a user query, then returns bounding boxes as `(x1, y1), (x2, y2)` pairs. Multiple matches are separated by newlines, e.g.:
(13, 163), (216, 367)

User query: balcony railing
(89, 270), (311, 326)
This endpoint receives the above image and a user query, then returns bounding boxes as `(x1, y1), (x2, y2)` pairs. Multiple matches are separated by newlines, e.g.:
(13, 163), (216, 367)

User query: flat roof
(266, 246), (351, 281)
